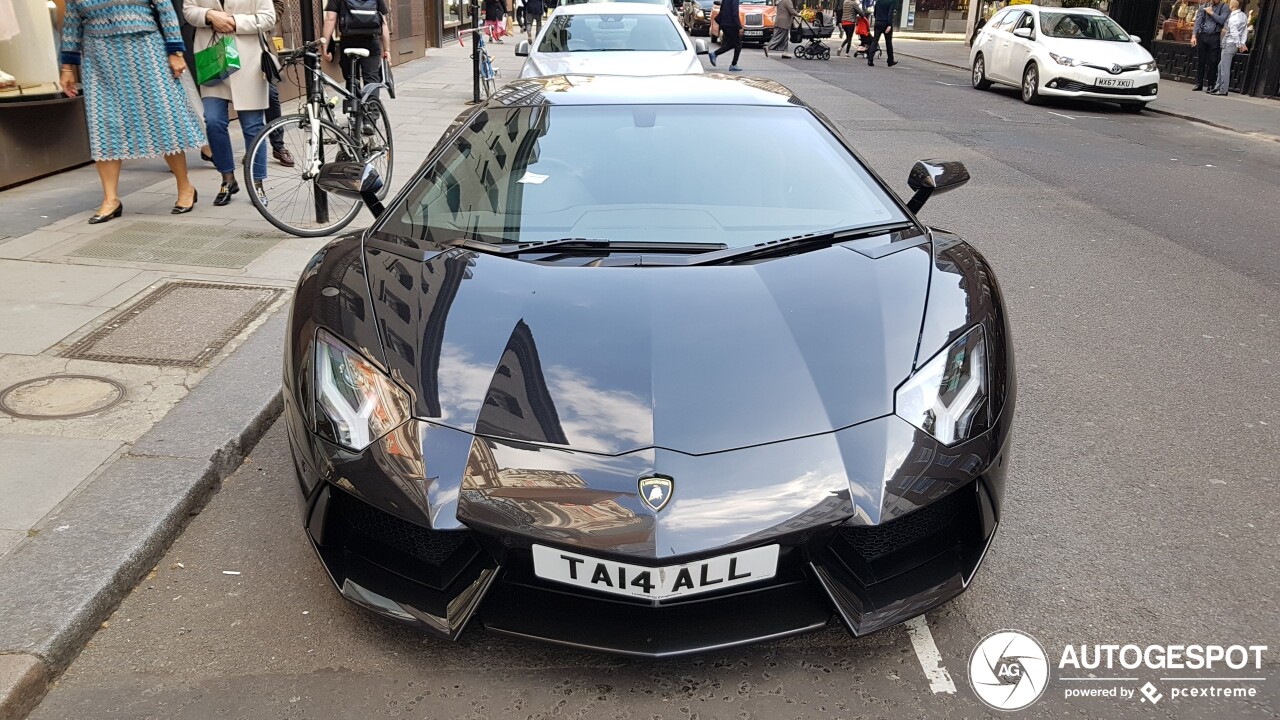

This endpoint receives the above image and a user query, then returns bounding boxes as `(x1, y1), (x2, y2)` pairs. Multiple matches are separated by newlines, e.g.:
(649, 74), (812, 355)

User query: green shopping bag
(195, 34), (241, 86)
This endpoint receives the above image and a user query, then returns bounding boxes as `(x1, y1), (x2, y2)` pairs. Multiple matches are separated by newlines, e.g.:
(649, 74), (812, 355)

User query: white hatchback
(970, 5), (1159, 111)
(516, 3), (708, 78)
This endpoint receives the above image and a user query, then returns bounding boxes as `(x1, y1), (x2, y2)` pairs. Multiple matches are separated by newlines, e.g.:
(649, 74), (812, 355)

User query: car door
(1003, 10), (1038, 81)
(987, 10), (1022, 82)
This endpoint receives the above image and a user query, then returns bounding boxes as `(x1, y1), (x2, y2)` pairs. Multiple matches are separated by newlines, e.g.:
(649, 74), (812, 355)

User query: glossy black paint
(281, 74), (1016, 656)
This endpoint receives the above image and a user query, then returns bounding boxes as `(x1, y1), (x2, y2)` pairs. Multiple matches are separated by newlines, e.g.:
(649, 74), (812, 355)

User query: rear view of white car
(517, 3), (708, 78)
(970, 5), (1159, 111)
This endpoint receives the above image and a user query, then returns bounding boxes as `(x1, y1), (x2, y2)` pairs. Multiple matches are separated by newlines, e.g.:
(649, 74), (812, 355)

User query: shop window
(1155, 0), (1197, 42)
(0, 0), (63, 100)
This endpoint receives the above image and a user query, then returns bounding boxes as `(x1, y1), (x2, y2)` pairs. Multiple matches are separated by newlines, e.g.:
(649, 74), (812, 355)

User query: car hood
(1039, 37), (1153, 64)
(364, 241), (931, 456)
(520, 51), (701, 78)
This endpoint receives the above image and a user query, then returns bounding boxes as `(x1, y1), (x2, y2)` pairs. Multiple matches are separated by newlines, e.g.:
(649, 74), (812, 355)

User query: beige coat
(184, 0), (275, 110)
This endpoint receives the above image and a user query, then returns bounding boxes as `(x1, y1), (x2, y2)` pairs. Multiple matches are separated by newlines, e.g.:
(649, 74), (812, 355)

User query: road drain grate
(61, 281), (285, 367)
(71, 221), (281, 268)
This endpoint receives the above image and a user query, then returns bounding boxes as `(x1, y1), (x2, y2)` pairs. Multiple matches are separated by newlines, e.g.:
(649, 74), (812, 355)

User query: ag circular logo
(969, 629), (1050, 711)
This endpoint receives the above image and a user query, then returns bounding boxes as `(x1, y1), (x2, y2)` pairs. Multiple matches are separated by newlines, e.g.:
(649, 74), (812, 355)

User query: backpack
(339, 0), (382, 37)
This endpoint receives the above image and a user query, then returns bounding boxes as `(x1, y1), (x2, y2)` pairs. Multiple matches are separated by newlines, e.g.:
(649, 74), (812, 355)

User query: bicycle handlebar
(457, 26), (498, 46)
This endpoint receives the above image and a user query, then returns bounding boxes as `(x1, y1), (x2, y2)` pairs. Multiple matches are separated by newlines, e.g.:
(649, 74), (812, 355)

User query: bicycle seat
(344, 48), (371, 58)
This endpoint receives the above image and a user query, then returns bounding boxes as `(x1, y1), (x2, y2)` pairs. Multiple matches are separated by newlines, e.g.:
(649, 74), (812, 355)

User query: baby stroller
(851, 16), (883, 60)
(790, 15), (835, 60)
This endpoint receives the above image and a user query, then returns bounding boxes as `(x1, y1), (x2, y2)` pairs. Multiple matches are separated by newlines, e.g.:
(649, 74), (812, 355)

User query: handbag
(195, 33), (241, 85)
(258, 31), (282, 83)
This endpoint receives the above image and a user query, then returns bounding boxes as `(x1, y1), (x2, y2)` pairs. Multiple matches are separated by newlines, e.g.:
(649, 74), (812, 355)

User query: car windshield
(538, 14), (686, 52)
(1040, 12), (1130, 41)
(383, 104), (908, 247)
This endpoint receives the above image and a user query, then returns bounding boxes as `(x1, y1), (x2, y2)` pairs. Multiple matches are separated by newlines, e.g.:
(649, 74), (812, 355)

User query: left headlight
(1140, 61), (1157, 72)
(314, 329), (412, 452)
(895, 325), (988, 446)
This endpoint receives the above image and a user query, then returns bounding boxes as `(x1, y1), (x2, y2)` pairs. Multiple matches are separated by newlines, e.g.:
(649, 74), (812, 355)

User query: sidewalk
(0, 37), (522, 719)
(895, 39), (1280, 142)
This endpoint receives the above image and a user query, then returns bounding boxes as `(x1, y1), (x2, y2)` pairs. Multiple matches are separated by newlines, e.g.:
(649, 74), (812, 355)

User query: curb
(896, 49), (1280, 143)
(0, 308), (288, 720)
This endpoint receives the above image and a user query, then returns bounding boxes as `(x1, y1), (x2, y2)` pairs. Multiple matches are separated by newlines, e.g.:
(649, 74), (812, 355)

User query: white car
(516, 3), (708, 78)
(562, 0), (678, 15)
(970, 5), (1159, 111)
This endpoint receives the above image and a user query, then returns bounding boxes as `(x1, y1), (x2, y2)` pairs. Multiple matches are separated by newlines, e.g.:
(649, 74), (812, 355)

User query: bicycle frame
(287, 47), (390, 178)
(458, 26), (499, 84)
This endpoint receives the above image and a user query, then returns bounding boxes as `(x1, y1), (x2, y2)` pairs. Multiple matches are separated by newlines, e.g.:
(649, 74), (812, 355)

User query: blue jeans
(203, 97), (267, 181)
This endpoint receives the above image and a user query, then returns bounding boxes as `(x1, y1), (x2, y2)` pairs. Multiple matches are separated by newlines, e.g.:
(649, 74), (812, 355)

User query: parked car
(291, 72), (1016, 656)
(516, 3), (708, 78)
(970, 5), (1159, 111)
(710, 0), (775, 45)
(680, 0), (715, 35)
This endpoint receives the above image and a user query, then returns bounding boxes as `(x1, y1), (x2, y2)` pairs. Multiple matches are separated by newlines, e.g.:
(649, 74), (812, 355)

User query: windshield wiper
(441, 236), (727, 256)
(686, 221), (918, 266)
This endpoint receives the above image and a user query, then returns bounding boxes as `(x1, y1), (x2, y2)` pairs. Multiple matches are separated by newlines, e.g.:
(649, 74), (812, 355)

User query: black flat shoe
(88, 202), (123, 224)
(200, 150), (215, 163)
(171, 188), (198, 214)
(214, 181), (239, 206)
(1191, 85), (1203, 91)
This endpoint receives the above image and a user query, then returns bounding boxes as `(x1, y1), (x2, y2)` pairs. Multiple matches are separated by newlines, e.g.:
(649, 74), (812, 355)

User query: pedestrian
(1211, 0), (1248, 95)
(707, 0), (743, 70)
(867, 0), (896, 66)
(169, 0), (214, 164)
(1190, 0), (1228, 91)
(262, 0), (294, 166)
(60, 0), (205, 223)
(185, 0), (276, 205)
(836, 0), (862, 56)
(763, 0), (796, 58)
(485, 0), (506, 42)
(321, 0), (390, 93)
(835, 0), (844, 41)
(525, 0), (544, 37)
(515, 0), (525, 34)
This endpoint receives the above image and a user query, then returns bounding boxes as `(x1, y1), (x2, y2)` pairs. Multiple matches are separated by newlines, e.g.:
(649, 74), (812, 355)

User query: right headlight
(895, 325), (988, 446)
(1049, 52), (1082, 67)
(313, 328), (412, 452)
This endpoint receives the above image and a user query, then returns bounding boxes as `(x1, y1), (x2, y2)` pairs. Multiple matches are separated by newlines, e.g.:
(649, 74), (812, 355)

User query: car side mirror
(317, 162), (385, 218)
(1130, 34), (1141, 42)
(906, 159), (969, 213)
(694, 38), (709, 54)
(1012, 27), (1033, 39)
(516, 39), (530, 56)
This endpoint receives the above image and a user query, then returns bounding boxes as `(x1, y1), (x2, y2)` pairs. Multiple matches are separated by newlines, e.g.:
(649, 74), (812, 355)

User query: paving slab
(0, 304), (107, 356)
(0, 261), (139, 306)
(0, 435), (122, 533)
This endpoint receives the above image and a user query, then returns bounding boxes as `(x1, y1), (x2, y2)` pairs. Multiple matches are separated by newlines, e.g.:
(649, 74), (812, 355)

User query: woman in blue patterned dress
(60, 0), (207, 223)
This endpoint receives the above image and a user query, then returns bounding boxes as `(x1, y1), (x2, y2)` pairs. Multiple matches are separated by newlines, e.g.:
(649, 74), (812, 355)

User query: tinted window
(385, 105), (907, 247)
(1013, 12), (1034, 32)
(1040, 12), (1130, 40)
(538, 14), (687, 52)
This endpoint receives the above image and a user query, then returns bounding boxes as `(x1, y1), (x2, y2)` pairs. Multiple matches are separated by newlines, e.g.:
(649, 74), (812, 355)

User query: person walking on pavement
(525, 0), (544, 37)
(867, 0), (896, 66)
(321, 0), (391, 94)
(836, 0), (862, 56)
(707, 0), (743, 70)
(185, 0), (275, 206)
(484, 0), (506, 42)
(60, 0), (206, 222)
(262, 0), (294, 167)
(1211, 0), (1248, 95)
(1190, 0), (1228, 91)
(763, 0), (796, 58)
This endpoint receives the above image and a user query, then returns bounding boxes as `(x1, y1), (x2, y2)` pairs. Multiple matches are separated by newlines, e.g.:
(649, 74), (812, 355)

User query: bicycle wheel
(244, 114), (364, 238)
(360, 99), (394, 199)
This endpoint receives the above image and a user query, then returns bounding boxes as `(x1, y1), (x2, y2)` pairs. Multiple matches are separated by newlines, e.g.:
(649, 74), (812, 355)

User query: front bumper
(288, 407), (1008, 656)
(1042, 66), (1160, 102)
(741, 26), (772, 43)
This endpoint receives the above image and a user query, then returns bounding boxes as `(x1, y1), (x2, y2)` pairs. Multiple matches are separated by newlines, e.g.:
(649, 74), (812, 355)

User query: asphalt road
(30, 52), (1280, 719)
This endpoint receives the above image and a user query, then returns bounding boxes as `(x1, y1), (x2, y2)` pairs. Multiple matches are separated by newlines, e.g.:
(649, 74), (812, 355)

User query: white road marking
(905, 615), (957, 694)
(935, 81), (967, 86)
(1047, 110), (1104, 120)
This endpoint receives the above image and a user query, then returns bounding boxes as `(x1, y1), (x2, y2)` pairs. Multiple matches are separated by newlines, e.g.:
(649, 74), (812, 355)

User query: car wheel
(1120, 102), (1147, 113)
(1021, 62), (1042, 104)
(971, 53), (992, 90)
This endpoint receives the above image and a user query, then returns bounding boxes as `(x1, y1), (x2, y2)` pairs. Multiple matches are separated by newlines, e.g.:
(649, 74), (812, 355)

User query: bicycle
(244, 40), (395, 237)
(458, 26), (500, 99)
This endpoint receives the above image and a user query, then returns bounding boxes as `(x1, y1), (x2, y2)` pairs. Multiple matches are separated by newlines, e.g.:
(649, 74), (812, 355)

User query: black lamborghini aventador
(283, 74), (1015, 657)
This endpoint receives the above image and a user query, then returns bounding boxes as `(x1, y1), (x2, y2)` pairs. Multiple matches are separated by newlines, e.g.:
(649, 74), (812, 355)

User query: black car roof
(485, 74), (805, 108)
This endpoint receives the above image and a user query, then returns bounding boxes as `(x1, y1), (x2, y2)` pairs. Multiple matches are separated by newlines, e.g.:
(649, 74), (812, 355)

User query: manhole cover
(70, 221), (282, 269)
(0, 375), (126, 419)
(61, 281), (284, 367)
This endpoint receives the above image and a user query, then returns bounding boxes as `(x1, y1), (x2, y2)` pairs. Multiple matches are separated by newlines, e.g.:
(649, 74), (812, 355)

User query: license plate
(532, 544), (779, 600)
(1095, 78), (1134, 88)
(745, 30), (763, 36)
